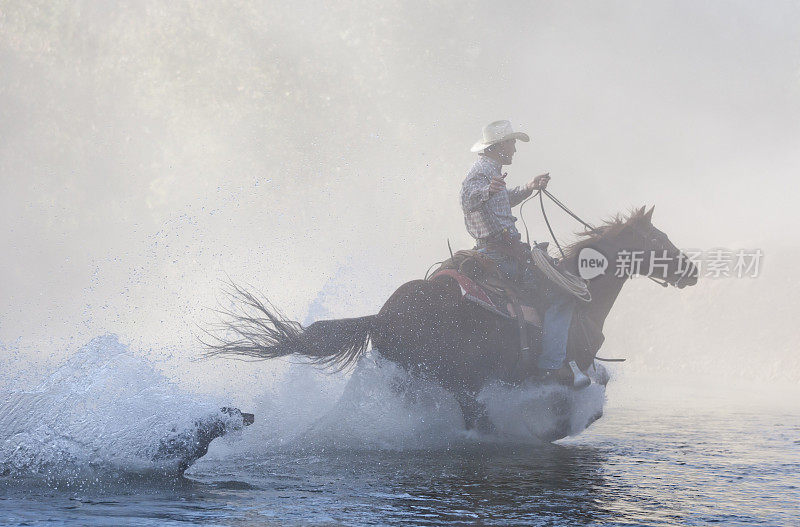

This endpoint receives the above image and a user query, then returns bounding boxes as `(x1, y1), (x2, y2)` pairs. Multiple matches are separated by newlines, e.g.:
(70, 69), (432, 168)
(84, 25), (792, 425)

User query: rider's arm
(507, 185), (534, 207)
(460, 174), (493, 212)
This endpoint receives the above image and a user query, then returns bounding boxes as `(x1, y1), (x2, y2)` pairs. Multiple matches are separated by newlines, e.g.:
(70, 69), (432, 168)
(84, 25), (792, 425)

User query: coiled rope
(529, 246), (591, 302)
(520, 189), (594, 302)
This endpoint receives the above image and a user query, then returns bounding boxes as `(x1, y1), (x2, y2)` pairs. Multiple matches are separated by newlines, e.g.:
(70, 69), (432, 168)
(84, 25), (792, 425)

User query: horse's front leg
(454, 389), (494, 434)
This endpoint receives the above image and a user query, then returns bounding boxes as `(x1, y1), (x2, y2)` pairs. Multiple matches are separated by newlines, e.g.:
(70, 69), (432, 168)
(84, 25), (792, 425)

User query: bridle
(520, 189), (683, 288)
(628, 223), (671, 288)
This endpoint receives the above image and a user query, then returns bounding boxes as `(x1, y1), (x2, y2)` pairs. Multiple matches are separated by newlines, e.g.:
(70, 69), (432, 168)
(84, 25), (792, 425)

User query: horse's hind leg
(455, 391), (494, 435)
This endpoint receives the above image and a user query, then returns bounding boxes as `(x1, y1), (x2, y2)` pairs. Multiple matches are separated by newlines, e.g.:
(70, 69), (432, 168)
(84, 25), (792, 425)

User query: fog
(1, 1), (799, 402)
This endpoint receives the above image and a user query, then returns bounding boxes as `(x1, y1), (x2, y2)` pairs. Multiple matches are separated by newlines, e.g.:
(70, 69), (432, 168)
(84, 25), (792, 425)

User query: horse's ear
(644, 205), (655, 223)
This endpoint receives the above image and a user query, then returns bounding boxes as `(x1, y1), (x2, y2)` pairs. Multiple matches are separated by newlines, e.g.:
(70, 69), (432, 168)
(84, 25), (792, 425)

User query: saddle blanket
(430, 268), (541, 326)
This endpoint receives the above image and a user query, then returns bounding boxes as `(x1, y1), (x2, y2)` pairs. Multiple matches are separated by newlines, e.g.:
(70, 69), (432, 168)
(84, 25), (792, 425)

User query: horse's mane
(563, 205), (650, 259)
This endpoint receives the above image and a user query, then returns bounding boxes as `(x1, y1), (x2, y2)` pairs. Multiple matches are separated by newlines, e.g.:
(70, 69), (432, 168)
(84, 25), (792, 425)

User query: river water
(2, 409), (798, 526)
(1, 337), (798, 526)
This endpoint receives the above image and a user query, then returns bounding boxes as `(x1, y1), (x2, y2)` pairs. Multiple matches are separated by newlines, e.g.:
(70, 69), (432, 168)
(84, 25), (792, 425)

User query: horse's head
(570, 205), (699, 289)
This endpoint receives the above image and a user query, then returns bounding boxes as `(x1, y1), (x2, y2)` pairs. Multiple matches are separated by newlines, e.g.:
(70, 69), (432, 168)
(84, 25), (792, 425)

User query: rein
(520, 189), (594, 259)
(519, 189), (670, 288)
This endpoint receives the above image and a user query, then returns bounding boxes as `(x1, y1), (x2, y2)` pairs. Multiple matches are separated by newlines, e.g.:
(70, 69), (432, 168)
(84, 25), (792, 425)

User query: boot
(568, 360), (591, 389)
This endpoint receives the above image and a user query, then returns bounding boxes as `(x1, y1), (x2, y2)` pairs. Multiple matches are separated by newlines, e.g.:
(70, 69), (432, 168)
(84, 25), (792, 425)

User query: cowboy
(460, 120), (575, 382)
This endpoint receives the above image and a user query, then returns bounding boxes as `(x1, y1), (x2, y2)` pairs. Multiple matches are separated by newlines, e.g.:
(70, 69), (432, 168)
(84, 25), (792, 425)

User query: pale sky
(1, 1), (799, 392)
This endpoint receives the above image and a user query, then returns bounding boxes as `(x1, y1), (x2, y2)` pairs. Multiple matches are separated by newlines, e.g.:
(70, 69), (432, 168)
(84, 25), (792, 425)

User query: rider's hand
(488, 172), (508, 194)
(526, 172), (551, 192)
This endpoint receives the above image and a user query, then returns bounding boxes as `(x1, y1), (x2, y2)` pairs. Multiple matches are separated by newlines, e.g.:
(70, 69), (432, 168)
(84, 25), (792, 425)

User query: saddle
(428, 248), (546, 353)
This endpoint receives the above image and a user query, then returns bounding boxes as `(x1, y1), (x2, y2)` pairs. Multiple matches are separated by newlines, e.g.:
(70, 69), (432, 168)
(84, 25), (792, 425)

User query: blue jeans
(479, 247), (575, 371)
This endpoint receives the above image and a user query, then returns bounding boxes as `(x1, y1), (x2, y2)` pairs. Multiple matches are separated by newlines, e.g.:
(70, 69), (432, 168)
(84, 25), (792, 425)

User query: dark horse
(206, 206), (698, 436)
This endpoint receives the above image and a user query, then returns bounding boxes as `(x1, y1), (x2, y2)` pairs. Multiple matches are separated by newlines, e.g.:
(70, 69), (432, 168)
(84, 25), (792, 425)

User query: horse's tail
(202, 283), (374, 370)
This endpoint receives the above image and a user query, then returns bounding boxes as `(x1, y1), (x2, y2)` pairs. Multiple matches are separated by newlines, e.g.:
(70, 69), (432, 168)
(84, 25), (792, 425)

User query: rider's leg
(478, 248), (516, 280)
(538, 287), (575, 371)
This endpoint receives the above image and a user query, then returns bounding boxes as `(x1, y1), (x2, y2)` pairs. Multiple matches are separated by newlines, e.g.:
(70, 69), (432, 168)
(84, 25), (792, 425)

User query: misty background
(1, 1), (799, 403)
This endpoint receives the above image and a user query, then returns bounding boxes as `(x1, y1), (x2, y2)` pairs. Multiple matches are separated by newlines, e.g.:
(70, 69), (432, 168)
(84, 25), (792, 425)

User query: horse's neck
(584, 269), (627, 329)
(565, 246), (628, 329)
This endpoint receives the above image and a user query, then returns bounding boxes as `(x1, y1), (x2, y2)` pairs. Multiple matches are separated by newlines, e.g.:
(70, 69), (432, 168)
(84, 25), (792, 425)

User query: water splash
(480, 372), (607, 442)
(218, 353), (607, 457)
(0, 335), (242, 482)
(1, 334), (608, 486)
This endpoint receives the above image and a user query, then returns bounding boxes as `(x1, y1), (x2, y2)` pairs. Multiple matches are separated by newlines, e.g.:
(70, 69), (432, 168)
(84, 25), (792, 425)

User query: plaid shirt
(460, 155), (533, 241)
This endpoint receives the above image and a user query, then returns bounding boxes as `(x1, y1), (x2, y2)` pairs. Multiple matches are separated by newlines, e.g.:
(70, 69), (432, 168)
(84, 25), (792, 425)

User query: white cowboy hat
(470, 120), (530, 153)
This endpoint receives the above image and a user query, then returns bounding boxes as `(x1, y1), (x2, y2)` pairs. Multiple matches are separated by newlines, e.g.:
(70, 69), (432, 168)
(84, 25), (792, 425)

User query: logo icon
(578, 247), (607, 280)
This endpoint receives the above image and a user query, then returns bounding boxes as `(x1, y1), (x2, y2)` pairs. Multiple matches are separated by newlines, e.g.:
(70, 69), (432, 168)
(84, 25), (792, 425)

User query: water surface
(2, 407), (797, 526)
